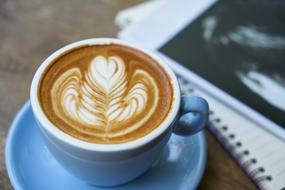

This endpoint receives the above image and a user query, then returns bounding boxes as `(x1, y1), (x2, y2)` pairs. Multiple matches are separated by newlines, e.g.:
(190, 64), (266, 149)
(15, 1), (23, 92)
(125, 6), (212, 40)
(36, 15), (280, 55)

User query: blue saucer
(6, 102), (206, 190)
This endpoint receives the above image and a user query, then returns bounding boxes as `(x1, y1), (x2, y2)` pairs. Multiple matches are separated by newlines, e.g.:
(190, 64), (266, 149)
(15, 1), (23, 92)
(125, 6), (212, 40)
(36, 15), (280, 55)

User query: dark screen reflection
(160, 1), (285, 128)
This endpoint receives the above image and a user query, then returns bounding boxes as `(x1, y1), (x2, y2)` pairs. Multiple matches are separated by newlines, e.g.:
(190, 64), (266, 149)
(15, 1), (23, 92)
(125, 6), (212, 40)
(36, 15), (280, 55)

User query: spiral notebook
(178, 74), (285, 190)
(117, 0), (285, 189)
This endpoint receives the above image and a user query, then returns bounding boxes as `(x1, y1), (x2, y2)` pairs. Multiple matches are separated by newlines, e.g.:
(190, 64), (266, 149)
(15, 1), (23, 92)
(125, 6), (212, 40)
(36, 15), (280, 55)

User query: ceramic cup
(30, 38), (209, 187)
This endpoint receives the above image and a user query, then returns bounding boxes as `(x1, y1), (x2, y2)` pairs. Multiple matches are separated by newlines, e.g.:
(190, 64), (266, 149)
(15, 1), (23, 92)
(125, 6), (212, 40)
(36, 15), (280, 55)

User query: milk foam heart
(52, 55), (158, 135)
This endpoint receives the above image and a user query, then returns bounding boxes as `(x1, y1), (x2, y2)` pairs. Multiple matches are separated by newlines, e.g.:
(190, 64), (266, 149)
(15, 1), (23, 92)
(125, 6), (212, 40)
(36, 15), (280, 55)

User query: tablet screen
(159, 1), (285, 129)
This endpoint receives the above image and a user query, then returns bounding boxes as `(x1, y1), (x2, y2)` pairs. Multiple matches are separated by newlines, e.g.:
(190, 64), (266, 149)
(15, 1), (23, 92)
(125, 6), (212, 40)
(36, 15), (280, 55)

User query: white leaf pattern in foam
(51, 55), (158, 135)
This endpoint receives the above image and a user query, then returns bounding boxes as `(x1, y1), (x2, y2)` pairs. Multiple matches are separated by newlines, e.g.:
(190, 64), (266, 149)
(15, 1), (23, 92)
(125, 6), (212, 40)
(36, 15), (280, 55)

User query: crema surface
(39, 44), (173, 144)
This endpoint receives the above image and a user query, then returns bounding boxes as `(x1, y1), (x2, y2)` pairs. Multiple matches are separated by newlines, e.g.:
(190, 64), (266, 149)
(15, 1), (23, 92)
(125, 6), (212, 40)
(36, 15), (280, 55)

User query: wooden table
(0, 0), (258, 189)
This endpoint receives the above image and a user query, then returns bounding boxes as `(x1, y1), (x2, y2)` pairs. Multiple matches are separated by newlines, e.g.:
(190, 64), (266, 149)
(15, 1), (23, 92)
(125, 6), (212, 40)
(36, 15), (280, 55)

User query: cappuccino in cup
(38, 44), (174, 144)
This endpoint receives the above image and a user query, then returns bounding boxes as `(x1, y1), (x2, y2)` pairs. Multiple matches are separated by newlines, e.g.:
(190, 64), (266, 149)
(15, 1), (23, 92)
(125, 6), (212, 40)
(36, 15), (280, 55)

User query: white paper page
(115, 0), (164, 30)
(118, 0), (217, 49)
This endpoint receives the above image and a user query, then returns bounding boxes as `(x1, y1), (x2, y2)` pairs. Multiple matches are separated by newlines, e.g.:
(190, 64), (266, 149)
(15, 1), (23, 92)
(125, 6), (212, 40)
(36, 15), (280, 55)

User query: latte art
(39, 44), (173, 144)
(52, 55), (158, 137)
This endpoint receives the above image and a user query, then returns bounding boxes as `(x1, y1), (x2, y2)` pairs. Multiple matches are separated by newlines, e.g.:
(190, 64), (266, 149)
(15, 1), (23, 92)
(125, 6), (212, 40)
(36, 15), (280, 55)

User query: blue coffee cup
(30, 38), (209, 187)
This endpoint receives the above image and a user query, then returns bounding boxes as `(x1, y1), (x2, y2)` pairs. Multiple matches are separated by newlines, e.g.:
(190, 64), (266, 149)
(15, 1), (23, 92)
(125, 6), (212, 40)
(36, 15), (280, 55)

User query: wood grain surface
(0, 0), (258, 189)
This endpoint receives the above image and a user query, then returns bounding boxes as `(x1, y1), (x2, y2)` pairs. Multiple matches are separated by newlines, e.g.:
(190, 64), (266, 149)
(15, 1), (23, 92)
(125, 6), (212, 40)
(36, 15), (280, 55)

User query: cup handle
(173, 96), (209, 136)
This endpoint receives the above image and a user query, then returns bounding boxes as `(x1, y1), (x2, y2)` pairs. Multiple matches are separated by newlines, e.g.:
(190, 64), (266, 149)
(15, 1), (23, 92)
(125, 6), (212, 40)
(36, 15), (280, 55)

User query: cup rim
(30, 38), (181, 152)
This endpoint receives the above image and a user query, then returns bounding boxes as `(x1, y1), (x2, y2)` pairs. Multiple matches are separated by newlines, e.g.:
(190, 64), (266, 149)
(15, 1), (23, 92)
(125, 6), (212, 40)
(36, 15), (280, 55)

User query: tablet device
(119, 0), (285, 140)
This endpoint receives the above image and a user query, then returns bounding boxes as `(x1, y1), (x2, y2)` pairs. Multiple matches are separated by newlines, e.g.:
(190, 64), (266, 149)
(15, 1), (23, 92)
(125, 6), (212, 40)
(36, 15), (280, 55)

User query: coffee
(38, 44), (173, 144)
